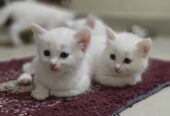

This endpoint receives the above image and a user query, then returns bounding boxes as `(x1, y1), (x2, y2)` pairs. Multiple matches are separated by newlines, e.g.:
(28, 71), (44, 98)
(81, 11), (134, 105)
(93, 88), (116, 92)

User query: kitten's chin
(49, 65), (60, 72)
(50, 67), (59, 72)
(112, 71), (130, 77)
(109, 67), (130, 77)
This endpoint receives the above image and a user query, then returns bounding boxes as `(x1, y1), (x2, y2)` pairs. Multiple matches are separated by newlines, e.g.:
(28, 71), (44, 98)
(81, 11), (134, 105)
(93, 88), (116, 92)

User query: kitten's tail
(0, 74), (33, 93)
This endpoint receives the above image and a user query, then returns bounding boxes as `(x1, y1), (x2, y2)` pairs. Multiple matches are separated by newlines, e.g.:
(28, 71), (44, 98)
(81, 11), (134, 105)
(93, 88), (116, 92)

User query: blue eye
(43, 50), (50, 57)
(124, 58), (132, 64)
(60, 52), (69, 59)
(110, 54), (116, 60)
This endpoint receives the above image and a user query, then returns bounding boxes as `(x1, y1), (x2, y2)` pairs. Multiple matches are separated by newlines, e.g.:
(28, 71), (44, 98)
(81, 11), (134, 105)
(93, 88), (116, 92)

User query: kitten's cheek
(41, 57), (49, 63)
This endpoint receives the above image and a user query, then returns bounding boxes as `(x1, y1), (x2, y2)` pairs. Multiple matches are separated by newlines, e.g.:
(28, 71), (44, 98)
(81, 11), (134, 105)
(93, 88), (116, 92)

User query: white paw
(51, 89), (85, 97)
(136, 76), (142, 83)
(129, 81), (137, 86)
(31, 90), (49, 100)
(129, 76), (142, 86)
(17, 73), (32, 85)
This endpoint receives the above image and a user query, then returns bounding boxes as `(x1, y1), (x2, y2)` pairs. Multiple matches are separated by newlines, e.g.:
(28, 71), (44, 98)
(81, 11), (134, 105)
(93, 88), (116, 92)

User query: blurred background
(0, 0), (169, 60)
(0, 0), (170, 116)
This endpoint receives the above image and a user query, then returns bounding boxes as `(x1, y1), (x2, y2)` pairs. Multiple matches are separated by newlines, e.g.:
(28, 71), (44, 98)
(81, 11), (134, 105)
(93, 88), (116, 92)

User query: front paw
(31, 90), (49, 100)
(129, 76), (142, 86)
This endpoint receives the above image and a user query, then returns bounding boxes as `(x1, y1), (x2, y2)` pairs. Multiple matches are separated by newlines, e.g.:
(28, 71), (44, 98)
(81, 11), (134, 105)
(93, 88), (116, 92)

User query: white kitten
(23, 15), (107, 76)
(0, 1), (75, 46)
(94, 28), (152, 87)
(22, 15), (108, 81)
(0, 24), (92, 100)
(65, 15), (106, 35)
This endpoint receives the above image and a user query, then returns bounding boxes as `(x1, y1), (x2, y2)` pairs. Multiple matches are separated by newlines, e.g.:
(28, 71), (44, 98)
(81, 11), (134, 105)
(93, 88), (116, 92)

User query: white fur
(19, 17), (108, 100)
(18, 25), (94, 100)
(17, 73), (32, 85)
(23, 15), (107, 76)
(12, 16), (107, 94)
(0, 1), (75, 46)
(65, 15), (108, 72)
(94, 30), (152, 87)
(65, 15), (106, 35)
(22, 57), (38, 74)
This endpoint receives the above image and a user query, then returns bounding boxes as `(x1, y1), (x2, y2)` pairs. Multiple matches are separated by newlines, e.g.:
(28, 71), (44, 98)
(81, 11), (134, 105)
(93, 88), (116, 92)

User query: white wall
(70, 0), (170, 35)
(71, 0), (170, 20)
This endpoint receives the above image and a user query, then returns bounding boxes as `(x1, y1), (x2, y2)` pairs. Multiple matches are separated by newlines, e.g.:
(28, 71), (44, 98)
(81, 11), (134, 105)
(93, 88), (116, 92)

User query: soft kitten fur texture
(0, 1), (75, 46)
(65, 15), (108, 73)
(21, 15), (107, 86)
(94, 28), (152, 87)
(0, 24), (92, 100)
(0, 15), (108, 100)
(23, 15), (107, 75)
(65, 15), (106, 35)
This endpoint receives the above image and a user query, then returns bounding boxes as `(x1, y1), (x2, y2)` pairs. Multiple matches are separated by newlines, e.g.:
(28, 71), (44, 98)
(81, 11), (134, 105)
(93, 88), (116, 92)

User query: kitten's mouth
(113, 69), (123, 75)
(49, 64), (59, 72)
(115, 70), (121, 73)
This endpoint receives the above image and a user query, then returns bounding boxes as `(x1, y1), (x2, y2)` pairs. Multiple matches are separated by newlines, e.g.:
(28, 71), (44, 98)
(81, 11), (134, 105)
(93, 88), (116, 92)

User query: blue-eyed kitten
(0, 24), (92, 100)
(94, 28), (152, 87)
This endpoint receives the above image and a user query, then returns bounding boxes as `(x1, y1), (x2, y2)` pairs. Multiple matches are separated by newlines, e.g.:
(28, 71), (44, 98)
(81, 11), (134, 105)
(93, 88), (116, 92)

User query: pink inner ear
(31, 24), (47, 37)
(74, 29), (90, 51)
(106, 27), (116, 41)
(86, 15), (95, 28)
(78, 37), (89, 51)
(137, 39), (151, 56)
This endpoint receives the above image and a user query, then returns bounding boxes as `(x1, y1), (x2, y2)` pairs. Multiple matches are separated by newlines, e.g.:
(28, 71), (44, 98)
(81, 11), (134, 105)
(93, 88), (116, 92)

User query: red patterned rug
(0, 58), (170, 116)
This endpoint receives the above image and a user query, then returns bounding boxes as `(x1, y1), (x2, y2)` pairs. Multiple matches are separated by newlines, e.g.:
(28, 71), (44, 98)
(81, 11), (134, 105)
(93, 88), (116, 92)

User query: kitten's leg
(95, 75), (128, 87)
(51, 89), (86, 97)
(17, 73), (32, 85)
(22, 57), (38, 75)
(10, 23), (30, 46)
(22, 62), (32, 74)
(128, 75), (142, 86)
(31, 81), (49, 100)
(51, 75), (90, 97)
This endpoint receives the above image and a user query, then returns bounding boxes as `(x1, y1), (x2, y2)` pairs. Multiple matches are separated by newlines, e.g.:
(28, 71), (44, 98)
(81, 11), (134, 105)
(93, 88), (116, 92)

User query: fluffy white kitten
(94, 28), (152, 87)
(0, 1), (75, 46)
(23, 15), (107, 75)
(65, 15), (106, 35)
(0, 24), (92, 100)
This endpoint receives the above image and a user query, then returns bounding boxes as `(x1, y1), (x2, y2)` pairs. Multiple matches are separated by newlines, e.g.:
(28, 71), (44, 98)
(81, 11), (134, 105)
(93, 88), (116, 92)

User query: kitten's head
(103, 28), (152, 76)
(31, 24), (90, 73)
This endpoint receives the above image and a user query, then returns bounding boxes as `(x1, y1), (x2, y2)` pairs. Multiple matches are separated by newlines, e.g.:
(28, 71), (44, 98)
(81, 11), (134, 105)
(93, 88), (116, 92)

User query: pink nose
(49, 64), (58, 71)
(49, 63), (57, 67)
(114, 67), (120, 73)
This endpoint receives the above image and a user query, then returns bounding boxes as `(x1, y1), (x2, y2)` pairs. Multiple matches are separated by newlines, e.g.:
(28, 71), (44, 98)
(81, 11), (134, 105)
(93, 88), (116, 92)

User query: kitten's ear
(86, 15), (95, 28)
(106, 27), (117, 45)
(74, 28), (91, 52)
(31, 24), (47, 37)
(137, 38), (152, 56)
